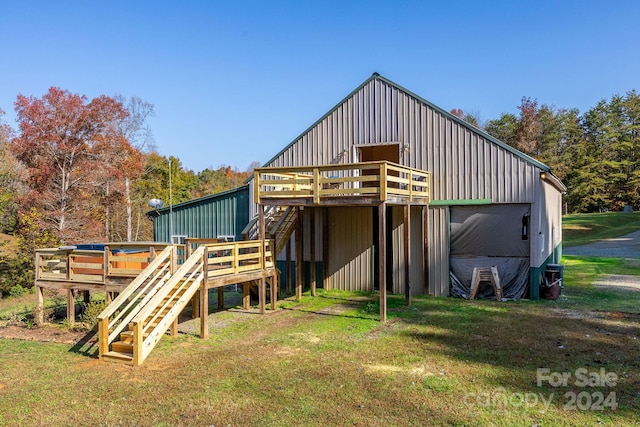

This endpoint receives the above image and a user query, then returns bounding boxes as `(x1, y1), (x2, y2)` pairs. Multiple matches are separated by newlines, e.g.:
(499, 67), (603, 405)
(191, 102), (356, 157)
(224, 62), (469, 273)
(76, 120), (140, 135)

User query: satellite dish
(149, 198), (164, 209)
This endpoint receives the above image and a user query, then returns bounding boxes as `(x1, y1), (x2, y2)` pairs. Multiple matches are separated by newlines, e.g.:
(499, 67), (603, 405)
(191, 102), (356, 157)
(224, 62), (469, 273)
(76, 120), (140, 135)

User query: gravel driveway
(563, 230), (640, 292)
(563, 230), (640, 258)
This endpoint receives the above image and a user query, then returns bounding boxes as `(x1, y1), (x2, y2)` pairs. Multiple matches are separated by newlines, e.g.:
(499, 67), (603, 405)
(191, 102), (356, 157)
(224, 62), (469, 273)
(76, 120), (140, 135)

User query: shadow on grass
(387, 293), (640, 415)
(68, 329), (99, 358)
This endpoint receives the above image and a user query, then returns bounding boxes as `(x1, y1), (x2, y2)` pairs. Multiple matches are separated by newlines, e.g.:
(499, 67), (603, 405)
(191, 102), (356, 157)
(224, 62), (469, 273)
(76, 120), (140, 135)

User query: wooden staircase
(243, 205), (298, 256)
(101, 285), (190, 363)
(97, 245), (206, 366)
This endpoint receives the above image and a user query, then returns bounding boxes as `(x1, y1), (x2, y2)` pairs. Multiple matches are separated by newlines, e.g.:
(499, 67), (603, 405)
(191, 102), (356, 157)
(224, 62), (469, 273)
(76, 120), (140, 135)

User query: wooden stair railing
(270, 206), (297, 256)
(242, 206), (298, 257)
(97, 246), (177, 362)
(127, 245), (207, 365)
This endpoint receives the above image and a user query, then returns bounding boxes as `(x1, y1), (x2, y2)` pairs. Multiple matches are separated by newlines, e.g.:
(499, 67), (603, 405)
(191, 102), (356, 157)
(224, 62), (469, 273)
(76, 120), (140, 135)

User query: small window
(171, 235), (187, 244)
(217, 235), (235, 242)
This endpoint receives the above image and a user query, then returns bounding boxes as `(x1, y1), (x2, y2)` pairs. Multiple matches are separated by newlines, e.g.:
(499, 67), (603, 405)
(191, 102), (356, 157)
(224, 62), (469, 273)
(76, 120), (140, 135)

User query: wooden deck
(253, 161), (431, 322)
(253, 161), (430, 207)
(33, 239), (277, 327)
(96, 240), (277, 365)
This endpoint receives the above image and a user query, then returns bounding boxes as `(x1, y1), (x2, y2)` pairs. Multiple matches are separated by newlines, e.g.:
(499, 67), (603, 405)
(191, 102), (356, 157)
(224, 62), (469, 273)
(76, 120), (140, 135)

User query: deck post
(378, 203), (387, 322)
(295, 206), (303, 300)
(200, 285), (209, 339)
(286, 239), (292, 295)
(133, 321), (143, 366)
(35, 285), (44, 326)
(170, 317), (178, 337)
(243, 282), (250, 310)
(217, 287), (224, 310)
(322, 208), (329, 291)
(98, 317), (108, 359)
(67, 289), (75, 324)
(270, 272), (278, 311)
(310, 208), (316, 296)
(191, 293), (199, 319)
(259, 278), (266, 314)
(404, 204), (411, 306)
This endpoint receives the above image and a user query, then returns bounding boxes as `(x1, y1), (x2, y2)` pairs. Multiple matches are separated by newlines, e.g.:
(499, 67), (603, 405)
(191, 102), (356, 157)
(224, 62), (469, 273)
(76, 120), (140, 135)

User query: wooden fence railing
(253, 161), (430, 204)
(34, 243), (185, 284)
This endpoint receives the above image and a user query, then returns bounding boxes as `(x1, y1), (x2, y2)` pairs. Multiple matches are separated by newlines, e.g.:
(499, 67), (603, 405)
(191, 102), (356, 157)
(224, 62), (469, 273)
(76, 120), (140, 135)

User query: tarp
(449, 204), (531, 299)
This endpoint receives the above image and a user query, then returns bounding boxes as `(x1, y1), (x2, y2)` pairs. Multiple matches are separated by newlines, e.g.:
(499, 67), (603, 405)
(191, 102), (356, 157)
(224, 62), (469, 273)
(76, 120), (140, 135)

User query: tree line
(461, 90), (640, 213)
(0, 88), (253, 296)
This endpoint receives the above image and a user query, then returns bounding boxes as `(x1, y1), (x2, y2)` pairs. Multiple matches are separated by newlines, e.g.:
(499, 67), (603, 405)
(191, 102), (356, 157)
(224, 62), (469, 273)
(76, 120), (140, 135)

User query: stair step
(102, 351), (134, 364)
(112, 341), (133, 354)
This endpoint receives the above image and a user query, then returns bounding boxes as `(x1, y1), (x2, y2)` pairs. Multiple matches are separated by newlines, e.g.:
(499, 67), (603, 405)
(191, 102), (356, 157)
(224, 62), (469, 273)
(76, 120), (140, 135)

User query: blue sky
(1, 1), (638, 173)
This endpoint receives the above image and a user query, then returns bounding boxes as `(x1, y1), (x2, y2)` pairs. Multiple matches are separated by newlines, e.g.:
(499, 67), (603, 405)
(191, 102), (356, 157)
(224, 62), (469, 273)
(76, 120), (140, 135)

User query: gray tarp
(449, 204), (531, 300)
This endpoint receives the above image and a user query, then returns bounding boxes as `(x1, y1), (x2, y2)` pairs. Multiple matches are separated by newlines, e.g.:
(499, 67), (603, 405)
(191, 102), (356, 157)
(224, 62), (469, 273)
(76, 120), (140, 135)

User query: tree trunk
(125, 177), (132, 242)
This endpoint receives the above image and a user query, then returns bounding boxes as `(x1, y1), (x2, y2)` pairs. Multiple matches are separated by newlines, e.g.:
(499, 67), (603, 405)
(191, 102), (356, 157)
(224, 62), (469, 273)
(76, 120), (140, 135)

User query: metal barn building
(151, 185), (249, 243)
(153, 73), (565, 300)
(249, 73), (565, 300)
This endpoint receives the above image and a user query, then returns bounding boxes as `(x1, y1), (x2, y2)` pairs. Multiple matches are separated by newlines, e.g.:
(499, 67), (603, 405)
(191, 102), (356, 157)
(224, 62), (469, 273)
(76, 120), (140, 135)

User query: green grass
(1, 287), (639, 426)
(553, 256), (640, 313)
(563, 211), (640, 247)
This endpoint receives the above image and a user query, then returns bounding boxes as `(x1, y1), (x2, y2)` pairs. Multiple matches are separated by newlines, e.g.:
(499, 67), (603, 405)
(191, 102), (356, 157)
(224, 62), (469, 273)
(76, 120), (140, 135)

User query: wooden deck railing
(35, 243), (185, 284)
(253, 161), (430, 204)
(204, 239), (274, 280)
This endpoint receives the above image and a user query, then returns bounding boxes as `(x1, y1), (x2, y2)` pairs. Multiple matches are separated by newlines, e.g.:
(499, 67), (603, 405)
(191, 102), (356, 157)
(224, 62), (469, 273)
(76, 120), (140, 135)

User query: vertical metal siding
(390, 206), (405, 294)
(153, 187), (249, 242)
(326, 207), (373, 291)
(428, 206), (450, 296)
(410, 206), (426, 295)
(260, 77), (549, 296)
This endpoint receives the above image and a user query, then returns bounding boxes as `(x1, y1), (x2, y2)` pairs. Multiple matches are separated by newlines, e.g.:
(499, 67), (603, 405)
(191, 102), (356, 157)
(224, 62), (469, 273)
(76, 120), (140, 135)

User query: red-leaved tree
(12, 87), (130, 243)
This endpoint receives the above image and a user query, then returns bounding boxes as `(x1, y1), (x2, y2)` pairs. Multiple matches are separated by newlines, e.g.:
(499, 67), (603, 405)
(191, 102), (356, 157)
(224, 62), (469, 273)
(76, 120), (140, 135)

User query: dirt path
(563, 230), (640, 258)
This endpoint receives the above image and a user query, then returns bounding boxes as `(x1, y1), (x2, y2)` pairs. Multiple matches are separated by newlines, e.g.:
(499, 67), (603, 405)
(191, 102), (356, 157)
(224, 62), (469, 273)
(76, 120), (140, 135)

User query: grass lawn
(563, 212), (640, 247)
(1, 265), (639, 426)
(0, 214), (638, 425)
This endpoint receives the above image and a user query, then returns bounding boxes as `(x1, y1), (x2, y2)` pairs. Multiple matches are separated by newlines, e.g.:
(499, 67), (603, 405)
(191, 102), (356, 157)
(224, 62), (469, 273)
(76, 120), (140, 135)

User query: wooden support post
(404, 205), (411, 306)
(378, 203), (387, 322)
(133, 321), (143, 366)
(200, 285), (209, 339)
(295, 207), (303, 300)
(217, 287), (224, 310)
(67, 289), (75, 324)
(286, 239), (292, 295)
(322, 208), (329, 291)
(259, 278), (266, 314)
(35, 286), (44, 326)
(84, 290), (91, 305)
(98, 318), (108, 359)
(243, 282), (250, 310)
(170, 317), (178, 337)
(259, 204), (265, 267)
(191, 293), (199, 319)
(270, 273), (278, 311)
(310, 208), (316, 297)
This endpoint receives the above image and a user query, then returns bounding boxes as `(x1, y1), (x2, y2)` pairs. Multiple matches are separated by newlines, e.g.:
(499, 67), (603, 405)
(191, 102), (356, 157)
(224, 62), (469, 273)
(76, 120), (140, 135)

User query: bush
(9, 284), (25, 298)
(80, 300), (107, 329)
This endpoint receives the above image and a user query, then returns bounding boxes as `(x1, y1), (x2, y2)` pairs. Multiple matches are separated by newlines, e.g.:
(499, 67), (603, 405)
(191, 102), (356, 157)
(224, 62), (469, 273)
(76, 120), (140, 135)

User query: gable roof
(261, 72), (551, 173)
(152, 185), (248, 214)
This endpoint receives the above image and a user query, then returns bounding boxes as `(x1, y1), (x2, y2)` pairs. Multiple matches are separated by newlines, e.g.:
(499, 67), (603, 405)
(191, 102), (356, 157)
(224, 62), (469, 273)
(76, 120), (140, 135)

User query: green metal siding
(529, 242), (563, 300)
(152, 186), (249, 242)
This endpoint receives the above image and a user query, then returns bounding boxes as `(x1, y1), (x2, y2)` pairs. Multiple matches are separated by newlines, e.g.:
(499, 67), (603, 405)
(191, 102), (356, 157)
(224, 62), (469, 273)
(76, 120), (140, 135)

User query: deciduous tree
(12, 87), (129, 242)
